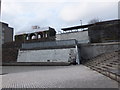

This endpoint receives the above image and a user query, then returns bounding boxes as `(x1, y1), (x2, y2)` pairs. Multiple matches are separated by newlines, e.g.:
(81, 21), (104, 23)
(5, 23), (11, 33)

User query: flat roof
(16, 27), (50, 35)
(61, 19), (120, 31)
(61, 24), (93, 31)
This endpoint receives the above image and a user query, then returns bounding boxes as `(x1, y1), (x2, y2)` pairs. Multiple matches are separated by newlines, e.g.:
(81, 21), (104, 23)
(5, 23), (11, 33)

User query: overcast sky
(1, 0), (119, 35)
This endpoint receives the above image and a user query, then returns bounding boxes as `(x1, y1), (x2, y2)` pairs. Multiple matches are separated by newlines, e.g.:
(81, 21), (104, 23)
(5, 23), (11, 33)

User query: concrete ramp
(17, 48), (76, 62)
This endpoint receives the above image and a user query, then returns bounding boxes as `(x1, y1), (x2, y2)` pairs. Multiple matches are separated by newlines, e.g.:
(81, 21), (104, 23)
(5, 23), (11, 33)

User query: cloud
(59, 2), (118, 23)
(2, 2), (24, 17)
(2, 0), (119, 2)
(59, 3), (87, 22)
(2, 2), (60, 34)
(1, 1), (118, 35)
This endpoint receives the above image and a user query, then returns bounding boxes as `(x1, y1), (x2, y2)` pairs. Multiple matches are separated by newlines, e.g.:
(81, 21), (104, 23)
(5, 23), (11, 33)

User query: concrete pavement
(1, 65), (119, 88)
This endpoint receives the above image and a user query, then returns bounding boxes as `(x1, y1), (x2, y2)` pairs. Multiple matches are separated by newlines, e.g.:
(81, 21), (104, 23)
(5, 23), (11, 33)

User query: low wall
(17, 48), (77, 63)
(79, 42), (120, 61)
(22, 39), (76, 49)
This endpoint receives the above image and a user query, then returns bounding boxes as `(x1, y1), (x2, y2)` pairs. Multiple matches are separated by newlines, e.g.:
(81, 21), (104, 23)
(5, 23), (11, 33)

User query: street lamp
(80, 20), (82, 26)
(80, 20), (82, 30)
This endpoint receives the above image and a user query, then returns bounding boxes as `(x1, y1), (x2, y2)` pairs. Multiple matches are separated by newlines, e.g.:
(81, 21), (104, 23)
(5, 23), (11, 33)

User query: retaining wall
(79, 42), (120, 61)
(17, 48), (77, 63)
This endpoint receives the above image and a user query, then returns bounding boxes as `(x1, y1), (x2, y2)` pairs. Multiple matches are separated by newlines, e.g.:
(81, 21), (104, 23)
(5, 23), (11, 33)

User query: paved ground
(1, 65), (119, 88)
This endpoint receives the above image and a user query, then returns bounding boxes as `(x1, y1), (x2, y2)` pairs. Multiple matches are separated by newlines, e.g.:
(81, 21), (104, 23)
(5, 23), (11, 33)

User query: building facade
(59, 19), (120, 43)
(15, 27), (56, 42)
(56, 30), (89, 43)
(56, 24), (93, 43)
(1, 22), (14, 44)
(88, 19), (120, 43)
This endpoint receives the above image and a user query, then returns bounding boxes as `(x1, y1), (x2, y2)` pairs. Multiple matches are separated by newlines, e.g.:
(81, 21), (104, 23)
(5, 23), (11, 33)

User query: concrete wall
(56, 30), (89, 43)
(17, 48), (77, 63)
(79, 42), (120, 61)
(88, 20), (120, 43)
(2, 48), (19, 63)
(22, 39), (76, 49)
(0, 12), (1, 87)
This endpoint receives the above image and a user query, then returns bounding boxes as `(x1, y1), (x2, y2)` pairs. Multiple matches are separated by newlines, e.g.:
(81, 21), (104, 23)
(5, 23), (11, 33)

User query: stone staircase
(83, 50), (120, 82)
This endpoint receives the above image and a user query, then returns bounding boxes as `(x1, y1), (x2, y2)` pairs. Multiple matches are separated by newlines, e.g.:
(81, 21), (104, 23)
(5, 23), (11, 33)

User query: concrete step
(106, 69), (120, 82)
(101, 63), (118, 69)
(90, 66), (107, 75)
(2, 62), (71, 66)
(89, 65), (120, 83)
(84, 51), (120, 83)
